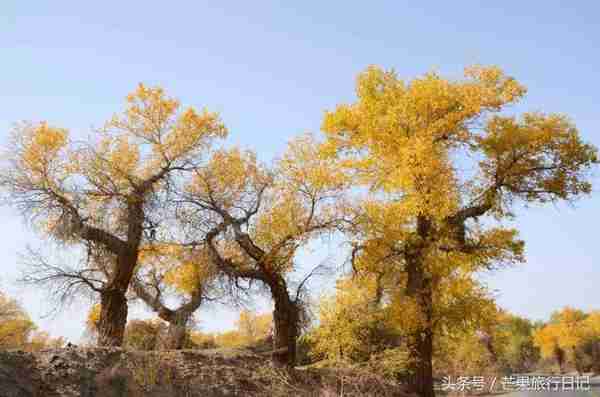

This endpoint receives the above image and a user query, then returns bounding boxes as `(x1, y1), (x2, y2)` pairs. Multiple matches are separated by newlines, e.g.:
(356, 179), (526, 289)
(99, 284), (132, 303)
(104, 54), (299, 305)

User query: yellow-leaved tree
(533, 307), (597, 374)
(235, 310), (273, 346)
(310, 275), (401, 364)
(0, 291), (64, 351)
(0, 291), (36, 349)
(211, 310), (273, 349)
(1, 84), (226, 346)
(321, 65), (597, 396)
(550, 307), (588, 373)
(130, 243), (219, 349)
(181, 135), (349, 366)
(534, 322), (567, 373)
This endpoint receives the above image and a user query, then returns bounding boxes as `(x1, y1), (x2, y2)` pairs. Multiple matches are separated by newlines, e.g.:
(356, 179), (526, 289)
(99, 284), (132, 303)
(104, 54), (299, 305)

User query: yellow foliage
(25, 331), (65, 352)
(214, 330), (247, 348)
(0, 292), (37, 349)
(478, 113), (596, 207)
(3, 84), (227, 244)
(188, 331), (216, 348)
(311, 276), (398, 362)
(318, 65), (595, 388)
(250, 134), (349, 268)
(188, 148), (271, 212)
(0, 318), (36, 348)
(20, 122), (68, 179)
(123, 318), (166, 350)
(86, 303), (102, 334)
(533, 307), (600, 371)
(550, 307), (588, 350)
(584, 310), (600, 335)
(436, 331), (495, 378)
(109, 83), (226, 165)
(212, 310), (272, 348)
(138, 243), (215, 296)
(186, 133), (348, 282)
(236, 310), (272, 345)
(277, 133), (349, 197)
(533, 323), (563, 360)
(322, 64), (596, 221)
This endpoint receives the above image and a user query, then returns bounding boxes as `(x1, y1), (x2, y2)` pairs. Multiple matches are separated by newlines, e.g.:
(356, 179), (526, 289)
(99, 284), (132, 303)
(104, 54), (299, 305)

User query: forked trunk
(97, 288), (128, 347)
(131, 275), (203, 350)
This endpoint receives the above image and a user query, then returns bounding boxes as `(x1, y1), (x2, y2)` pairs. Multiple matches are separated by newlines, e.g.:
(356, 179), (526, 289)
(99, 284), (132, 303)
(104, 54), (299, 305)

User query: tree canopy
(320, 65), (597, 397)
(0, 66), (597, 397)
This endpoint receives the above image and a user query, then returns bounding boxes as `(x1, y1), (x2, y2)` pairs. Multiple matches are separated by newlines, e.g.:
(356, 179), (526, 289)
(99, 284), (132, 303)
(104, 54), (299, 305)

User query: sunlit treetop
(251, 134), (351, 258)
(533, 307), (600, 360)
(187, 147), (273, 217)
(549, 306), (587, 325)
(548, 307), (589, 350)
(108, 84), (227, 169)
(185, 134), (351, 277)
(322, 65), (597, 221)
(1, 84), (227, 244)
(320, 67), (597, 336)
(584, 311), (600, 336)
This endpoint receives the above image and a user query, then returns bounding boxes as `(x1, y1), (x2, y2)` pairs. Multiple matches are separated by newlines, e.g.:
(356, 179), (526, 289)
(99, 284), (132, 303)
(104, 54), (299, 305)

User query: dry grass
(252, 364), (410, 396)
(0, 347), (411, 396)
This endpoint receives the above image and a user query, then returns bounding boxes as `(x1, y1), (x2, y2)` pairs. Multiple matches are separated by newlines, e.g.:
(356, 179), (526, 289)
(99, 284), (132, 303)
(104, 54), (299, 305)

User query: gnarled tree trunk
(97, 249), (140, 347)
(270, 279), (299, 367)
(97, 288), (128, 346)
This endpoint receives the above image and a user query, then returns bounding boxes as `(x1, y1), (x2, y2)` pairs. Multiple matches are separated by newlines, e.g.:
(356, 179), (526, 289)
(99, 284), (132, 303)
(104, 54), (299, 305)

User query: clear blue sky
(0, 2), (598, 341)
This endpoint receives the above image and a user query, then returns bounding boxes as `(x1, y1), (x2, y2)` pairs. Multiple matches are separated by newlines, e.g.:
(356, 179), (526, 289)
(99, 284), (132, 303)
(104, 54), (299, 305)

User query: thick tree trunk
(405, 278), (435, 397)
(97, 250), (139, 347)
(405, 216), (435, 397)
(97, 288), (128, 346)
(271, 281), (298, 367)
(407, 327), (435, 397)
